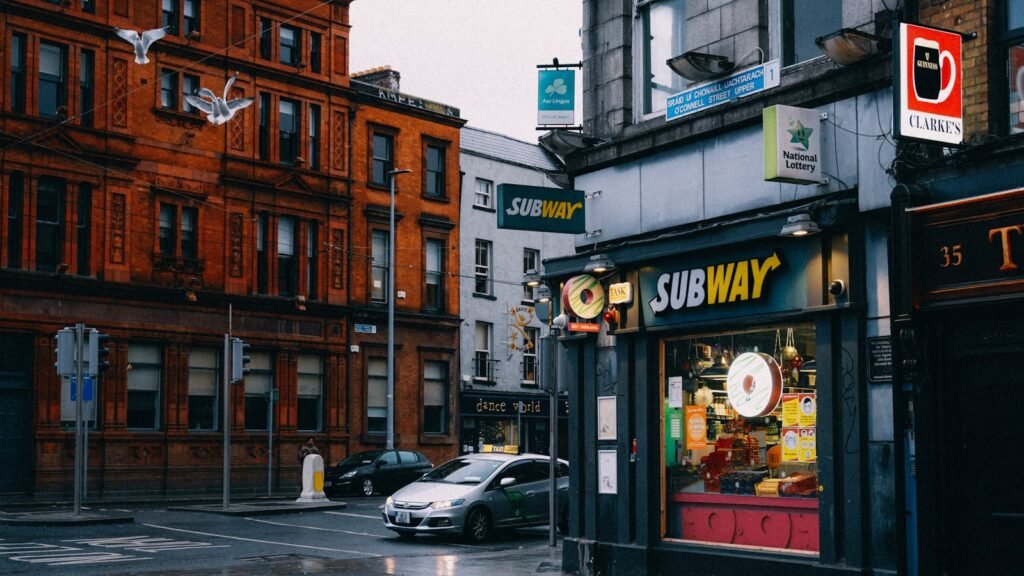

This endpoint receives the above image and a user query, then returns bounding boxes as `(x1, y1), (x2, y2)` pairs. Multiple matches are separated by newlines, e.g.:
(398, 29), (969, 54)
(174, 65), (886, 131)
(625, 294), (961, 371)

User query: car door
(488, 461), (535, 527)
(375, 450), (400, 492)
(398, 450), (423, 487)
(521, 460), (553, 523)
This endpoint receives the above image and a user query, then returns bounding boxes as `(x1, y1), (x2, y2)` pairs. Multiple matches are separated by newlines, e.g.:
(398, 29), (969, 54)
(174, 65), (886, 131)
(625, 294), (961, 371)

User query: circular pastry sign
(726, 352), (783, 418)
(561, 274), (606, 319)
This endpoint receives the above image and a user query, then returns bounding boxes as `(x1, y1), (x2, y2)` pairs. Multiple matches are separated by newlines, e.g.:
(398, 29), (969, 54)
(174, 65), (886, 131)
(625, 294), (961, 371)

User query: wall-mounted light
(523, 270), (542, 288)
(295, 294), (307, 311)
(185, 289), (198, 302)
(667, 51), (735, 82)
(538, 130), (605, 158)
(534, 284), (552, 303)
(780, 213), (821, 237)
(584, 253), (615, 274)
(815, 28), (888, 66)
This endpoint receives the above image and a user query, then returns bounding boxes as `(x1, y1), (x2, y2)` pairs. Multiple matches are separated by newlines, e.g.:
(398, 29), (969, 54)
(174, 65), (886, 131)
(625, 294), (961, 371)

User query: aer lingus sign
(497, 184), (585, 234)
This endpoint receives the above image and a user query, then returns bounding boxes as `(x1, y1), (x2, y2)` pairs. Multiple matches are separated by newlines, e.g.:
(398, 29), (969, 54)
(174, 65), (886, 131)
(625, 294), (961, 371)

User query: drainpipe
(344, 106), (356, 459)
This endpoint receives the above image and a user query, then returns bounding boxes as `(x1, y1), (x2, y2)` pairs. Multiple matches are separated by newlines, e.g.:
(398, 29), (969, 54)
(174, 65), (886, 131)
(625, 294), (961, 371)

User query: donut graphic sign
(561, 274), (606, 319)
(726, 352), (783, 418)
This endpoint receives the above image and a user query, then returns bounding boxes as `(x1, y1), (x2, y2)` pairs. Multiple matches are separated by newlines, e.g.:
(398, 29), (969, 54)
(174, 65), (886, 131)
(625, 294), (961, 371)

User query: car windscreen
(337, 451), (383, 467)
(420, 458), (504, 485)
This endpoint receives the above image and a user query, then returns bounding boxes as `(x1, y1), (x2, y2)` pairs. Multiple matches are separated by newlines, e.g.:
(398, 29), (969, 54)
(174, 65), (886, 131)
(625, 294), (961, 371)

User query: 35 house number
(939, 245), (963, 268)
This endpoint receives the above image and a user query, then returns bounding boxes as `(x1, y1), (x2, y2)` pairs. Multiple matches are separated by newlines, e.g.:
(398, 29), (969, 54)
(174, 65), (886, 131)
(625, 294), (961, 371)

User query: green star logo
(788, 121), (813, 150)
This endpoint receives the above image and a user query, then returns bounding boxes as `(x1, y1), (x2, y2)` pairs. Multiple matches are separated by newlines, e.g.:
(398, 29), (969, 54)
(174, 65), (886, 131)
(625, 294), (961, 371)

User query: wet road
(0, 497), (568, 575)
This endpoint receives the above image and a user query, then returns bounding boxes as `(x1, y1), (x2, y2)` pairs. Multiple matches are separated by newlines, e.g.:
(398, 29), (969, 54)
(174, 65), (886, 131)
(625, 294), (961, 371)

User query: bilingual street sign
(354, 323), (377, 334)
(497, 184), (585, 234)
(538, 69), (575, 126)
(666, 60), (780, 122)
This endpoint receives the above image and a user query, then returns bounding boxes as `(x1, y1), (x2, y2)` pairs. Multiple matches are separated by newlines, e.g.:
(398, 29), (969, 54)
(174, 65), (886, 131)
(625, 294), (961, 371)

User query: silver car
(382, 452), (569, 542)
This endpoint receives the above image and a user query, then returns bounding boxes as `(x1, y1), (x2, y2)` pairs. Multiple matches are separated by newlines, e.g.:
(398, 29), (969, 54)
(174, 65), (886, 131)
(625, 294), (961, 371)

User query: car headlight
(341, 470), (357, 479)
(429, 498), (465, 510)
(385, 496), (394, 507)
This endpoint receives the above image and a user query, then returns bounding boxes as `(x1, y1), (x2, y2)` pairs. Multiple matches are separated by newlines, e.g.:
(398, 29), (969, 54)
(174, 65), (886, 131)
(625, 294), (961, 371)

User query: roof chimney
(352, 66), (400, 92)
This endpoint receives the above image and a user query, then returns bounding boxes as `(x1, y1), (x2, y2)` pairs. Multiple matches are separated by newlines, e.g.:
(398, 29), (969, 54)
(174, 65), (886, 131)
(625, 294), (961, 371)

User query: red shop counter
(667, 493), (819, 552)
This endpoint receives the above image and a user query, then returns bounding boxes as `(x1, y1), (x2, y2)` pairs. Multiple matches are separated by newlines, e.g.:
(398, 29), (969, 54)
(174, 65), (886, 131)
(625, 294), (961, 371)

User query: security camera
(829, 279), (846, 296)
(551, 314), (569, 330)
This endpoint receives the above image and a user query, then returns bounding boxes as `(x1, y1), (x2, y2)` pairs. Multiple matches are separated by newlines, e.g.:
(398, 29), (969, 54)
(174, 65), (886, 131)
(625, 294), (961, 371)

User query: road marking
(143, 523), (381, 557)
(0, 542), (147, 566)
(324, 511), (381, 520)
(246, 517), (383, 538)
(64, 535), (230, 553)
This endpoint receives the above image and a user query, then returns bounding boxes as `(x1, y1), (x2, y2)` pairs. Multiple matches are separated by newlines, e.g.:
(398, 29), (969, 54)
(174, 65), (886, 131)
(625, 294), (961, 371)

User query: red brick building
(0, 0), (462, 497)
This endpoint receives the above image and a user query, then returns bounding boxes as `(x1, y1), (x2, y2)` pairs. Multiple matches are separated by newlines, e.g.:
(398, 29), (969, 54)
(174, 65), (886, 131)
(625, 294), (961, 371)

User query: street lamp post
(387, 168), (411, 450)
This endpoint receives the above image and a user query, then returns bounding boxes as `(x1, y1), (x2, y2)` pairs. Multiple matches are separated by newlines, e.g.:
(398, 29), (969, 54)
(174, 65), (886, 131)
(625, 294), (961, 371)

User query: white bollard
(295, 453), (329, 502)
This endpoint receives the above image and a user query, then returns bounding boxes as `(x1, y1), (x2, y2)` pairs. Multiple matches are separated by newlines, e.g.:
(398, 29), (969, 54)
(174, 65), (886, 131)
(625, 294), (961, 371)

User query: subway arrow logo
(648, 252), (783, 315)
(497, 184), (586, 234)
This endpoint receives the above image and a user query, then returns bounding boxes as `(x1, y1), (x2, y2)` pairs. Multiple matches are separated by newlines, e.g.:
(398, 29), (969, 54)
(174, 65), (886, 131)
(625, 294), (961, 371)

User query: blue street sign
(70, 376), (95, 401)
(666, 60), (780, 122)
(354, 323), (377, 334)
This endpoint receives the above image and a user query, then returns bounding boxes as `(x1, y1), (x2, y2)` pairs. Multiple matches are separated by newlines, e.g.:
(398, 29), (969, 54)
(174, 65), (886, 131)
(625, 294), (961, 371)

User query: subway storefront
(550, 206), (880, 575)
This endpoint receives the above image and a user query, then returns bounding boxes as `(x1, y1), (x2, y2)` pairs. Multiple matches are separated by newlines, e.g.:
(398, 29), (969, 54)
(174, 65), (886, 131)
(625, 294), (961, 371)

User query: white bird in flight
(185, 73), (255, 125)
(114, 27), (167, 65)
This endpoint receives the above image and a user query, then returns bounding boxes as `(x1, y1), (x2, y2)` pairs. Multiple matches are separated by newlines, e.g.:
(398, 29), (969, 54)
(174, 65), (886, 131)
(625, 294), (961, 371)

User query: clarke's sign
(764, 105), (821, 184)
(497, 184), (585, 234)
(896, 23), (963, 146)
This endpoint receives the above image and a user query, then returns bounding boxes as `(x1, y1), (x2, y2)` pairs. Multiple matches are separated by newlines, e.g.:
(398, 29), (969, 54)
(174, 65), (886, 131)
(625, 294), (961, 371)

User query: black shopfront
(459, 392), (569, 457)
(546, 202), (887, 575)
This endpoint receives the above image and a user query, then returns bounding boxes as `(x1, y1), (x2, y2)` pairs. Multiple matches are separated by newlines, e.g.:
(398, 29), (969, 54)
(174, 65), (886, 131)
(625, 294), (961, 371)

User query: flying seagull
(114, 27), (167, 65)
(185, 73), (255, 125)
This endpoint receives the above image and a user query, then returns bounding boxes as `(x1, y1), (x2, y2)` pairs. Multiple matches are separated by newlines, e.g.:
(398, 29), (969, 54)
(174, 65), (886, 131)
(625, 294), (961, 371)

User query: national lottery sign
(666, 60), (780, 122)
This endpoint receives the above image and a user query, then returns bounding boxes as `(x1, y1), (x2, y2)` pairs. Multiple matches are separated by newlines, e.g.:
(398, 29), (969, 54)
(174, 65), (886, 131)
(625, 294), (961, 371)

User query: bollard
(295, 453), (329, 502)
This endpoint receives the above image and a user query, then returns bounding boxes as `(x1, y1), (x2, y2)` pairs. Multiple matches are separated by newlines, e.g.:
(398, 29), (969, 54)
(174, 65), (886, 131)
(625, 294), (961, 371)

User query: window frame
(308, 103), (321, 170)
(636, 0), (686, 117)
(6, 172), (24, 269)
(259, 18), (273, 60)
(35, 176), (66, 273)
(423, 140), (447, 198)
(522, 248), (540, 300)
(187, 346), (220, 431)
(370, 130), (395, 188)
(79, 49), (94, 127)
(38, 41), (68, 119)
(474, 239), (492, 296)
(422, 359), (449, 435)
(160, 69), (179, 110)
(277, 215), (297, 297)
(371, 229), (389, 303)
(258, 92), (271, 161)
(522, 326), (539, 384)
(244, 351), (273, 431)
(474, 321), (493, 381)
(76, 183), (91, 276)
(183, 0), (200, 37)
(278, 98), (300, 166)
(10, 33), (27, 114)
(163, 0), (180, 36)
(780, 0), (841, 67)
(256, 211), (269, 294)
(158, 202), (199, 261)
(279, 24), (301, 67)
(473, 177), (493, 209)
(127, 343), (162, 430)
(306, 220), (319, 300)
(367, 356), (387, 434)
(296, 353), (323, 432)
(424, 237), (444, 312)
(1000, 0), (1024, 136)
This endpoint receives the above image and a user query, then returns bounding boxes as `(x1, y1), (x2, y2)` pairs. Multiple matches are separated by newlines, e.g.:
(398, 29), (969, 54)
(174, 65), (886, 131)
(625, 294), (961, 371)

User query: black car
(324, 449), (433, 496)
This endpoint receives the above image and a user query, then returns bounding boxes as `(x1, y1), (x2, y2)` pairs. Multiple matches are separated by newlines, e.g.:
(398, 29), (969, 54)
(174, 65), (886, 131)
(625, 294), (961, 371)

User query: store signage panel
(538, 69), (575, 126)
(638, 242), (810, 328)
(608, 282), (633, 305)
(895, 23), (963, 145)
(763, 105), (821, 184)
(462, 394), (568, 417)
(497, 184), (585, 233)
(910, 188), (1024, 303)
(867, 337), (893, 382)
(666, 60), (780, 122)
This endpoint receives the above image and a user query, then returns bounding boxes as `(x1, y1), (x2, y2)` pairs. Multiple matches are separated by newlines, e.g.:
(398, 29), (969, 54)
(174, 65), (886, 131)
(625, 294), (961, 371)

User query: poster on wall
(685, 405), (707, 450)
(798, 393), (816, 427)
(598, 450), (617, 494)
(1011, 46), (1024, 134)
(597, 396), (617, 441)
(798, 428), (817, 462)
(668, 376), (683, 408)
(895, 22), (963, 145)
(782, 393), (799, 427)
(782, 427), (800, 462)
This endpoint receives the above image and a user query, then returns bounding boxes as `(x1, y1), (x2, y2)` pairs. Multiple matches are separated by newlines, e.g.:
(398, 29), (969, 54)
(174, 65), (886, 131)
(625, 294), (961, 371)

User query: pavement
(0, 494), (346, 525)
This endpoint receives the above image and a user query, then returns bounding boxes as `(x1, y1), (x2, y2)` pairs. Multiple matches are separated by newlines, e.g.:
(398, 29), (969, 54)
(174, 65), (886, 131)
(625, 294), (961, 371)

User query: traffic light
(87, 330), (110, 376)
(55, 328), (76, 377)
(230, 337), (251, 383)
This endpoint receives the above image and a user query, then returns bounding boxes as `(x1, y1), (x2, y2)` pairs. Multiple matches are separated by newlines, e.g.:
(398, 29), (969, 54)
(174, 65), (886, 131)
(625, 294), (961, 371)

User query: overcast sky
(349, 1), (583, 143)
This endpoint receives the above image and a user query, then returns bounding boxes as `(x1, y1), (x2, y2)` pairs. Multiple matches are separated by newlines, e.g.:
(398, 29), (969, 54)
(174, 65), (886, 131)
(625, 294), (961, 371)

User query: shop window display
(662, 324), (819, 553)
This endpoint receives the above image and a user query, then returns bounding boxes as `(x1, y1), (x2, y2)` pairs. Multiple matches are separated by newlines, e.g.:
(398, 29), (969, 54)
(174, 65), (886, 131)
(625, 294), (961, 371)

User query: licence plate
(323, 481), (332, 487)
(396, 511), (410, 524)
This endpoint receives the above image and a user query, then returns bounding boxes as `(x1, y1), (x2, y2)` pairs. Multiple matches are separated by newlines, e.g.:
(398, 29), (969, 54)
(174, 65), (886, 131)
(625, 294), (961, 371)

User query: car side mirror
(500, 477), (516, 488)
(375, 460), (385, 468)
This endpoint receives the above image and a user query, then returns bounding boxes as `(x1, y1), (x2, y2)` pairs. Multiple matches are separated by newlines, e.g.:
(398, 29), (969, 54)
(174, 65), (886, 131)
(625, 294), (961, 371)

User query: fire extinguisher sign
(896, 22), (963, 146)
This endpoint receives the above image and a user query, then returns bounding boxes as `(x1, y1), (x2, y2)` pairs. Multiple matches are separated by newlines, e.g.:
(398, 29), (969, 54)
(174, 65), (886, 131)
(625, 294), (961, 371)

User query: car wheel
(362, 478), (375, 496)
(463, 507), (492, 543)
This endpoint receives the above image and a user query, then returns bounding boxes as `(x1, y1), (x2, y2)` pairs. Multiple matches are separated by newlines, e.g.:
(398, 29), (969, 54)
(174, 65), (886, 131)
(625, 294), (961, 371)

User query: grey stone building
(544, 1), (902, 574)
(457, 127), (574, 456)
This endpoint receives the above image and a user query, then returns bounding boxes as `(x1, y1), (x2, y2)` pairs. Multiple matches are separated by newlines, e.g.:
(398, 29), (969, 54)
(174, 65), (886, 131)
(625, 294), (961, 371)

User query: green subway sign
(497, 184), (585, 234)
